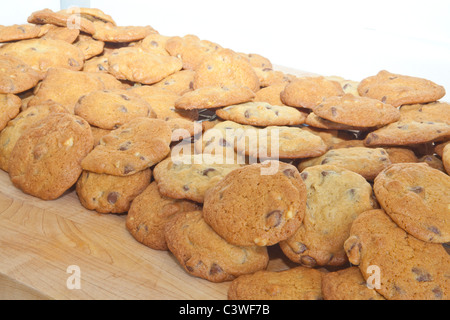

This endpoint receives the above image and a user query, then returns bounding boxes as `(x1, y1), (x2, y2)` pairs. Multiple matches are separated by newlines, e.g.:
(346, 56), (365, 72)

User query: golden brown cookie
(419, 154), (445, 172)
(126, 182), (201, 250)
(74, 89), (156, 130)
(312, 94), (400, 128)
(344, 209), (450, 300)
(0, 102), (68, 172)
(228, 267), (323, 300)
(279, 165), (378, 268)
(254, 83), (289, 106)
(384, 147), (419, 164)
(0, 24), (48, 42)
(83, 54), (110, 73)
(81, 117), (172, 176)
(322, 267), (385, 300)
(298, 147), (391, 181)
(152, 69), (195, 95)
(41, 26), (80, 43)
(253, 68), (295, 88)
(165, 210), (269, 283)
(137, 33), (171, 56)
(280, 76), (344, 109)
(108, 46), (182, 85)
(73, 34), (105, 60)
(358, 70), (446, 107)
(399, 102), (450, 124)
(0, 93), (21, 131)
(92, 21), (158, 43)
(203, 162), (307, 247)
(174, 86), (256, 110)
(27, 8), (96, 35)
(193, 48), (260, 93)
(76, 169), (151, 214)
(0, 55), (42, 94)
(153, 154), (244, 203)
(238, 52), (273, 69)
(374, 163), (450, 243)
(305, 112), (371, 131)
(8, 113), (94, 200)
(165, 34), (222, 70)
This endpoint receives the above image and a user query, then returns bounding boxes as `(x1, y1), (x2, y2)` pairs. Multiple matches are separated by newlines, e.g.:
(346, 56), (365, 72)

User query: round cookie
(254, 83), (289, 106)
(279, 165), (378, 268)
(0, 103), (68, 172)
(227, 266), (323, 300)
(235, 126), (328, 160)
(27, 8), (96, 35)
(364, 120), (450, 147)
(0, 38), (85, 77)
(108, 46), (182, 85)
(203, 162), (307, 247)
(298, 147), (392, 181)
(193, 48), (260, 93)
(81, 117), (172, 177)
(399, 101), (450, 124)
(137, 34), (171, 56)
(41, 26), (80, 43)
(92, 21), (158, 43)
(8, 113), (94, 200)
(165, 34), (222, 71)
(153, 154), (244, 203)
(238, 52), (273, 69)
(344, 209), (450, 300)
(74, 89), (155, 130)
(305, 112), (371, 131)
(312, 94), (400, 128)
(373, 163), (450, 243)
(0, 55), (42, 94)
(0, 93), (21, 131)
(358, 70), (446, 107)
(165, 210), (269, 283)
(74, 34), (105, 60)
(0, 24), (48, 42)
(280, 76), (345, 109)
(174, 86), (255, 111)
(216, 102), (308, 127)
(126, 182), (201, 251)
(322, 267), (385, 300)
(76, 169), (151, 214)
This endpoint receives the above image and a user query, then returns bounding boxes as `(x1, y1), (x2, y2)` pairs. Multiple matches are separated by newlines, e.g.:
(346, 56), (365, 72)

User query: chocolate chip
(428, 226), (441, 236)
(183, 185), (190, 191)
(107, 192), (119, 205)
(301, 172), (309, 180)
(68, 58), (79, 67)
(412, 267), (432, 282)
(97, 64), (106, 71)
(283, 169), (296, 178)
(244, 110), (250, 118)
(118, 141), (131, 151)
(381, 96), (387, 103)
(209, 263), (223, 276)
(120, 94), (130, 101)
(294, 242), (307, 254)
(189, 81), (194, 90)
(219, 139), (230, 147)
(150, 40), (159, 47)
(202, 168), (216, 176)
(331, 107), (338, 117)
(300, 255), (317, 267)
(432, 286), (443, 299)
(321, 158), (330, 165)
(409, 186), (424, 194)
(124, 165), (134, 175)
(348, 188), (356, 199)
(266, 210), (283, 228)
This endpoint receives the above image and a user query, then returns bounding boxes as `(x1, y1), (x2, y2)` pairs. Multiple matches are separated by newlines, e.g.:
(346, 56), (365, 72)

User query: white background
(1, 0), (450, 100)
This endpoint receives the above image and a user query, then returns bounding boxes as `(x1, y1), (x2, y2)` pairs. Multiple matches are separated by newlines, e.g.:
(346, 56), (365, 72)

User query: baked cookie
(298, 147), (391, 181)
(0, 24), (48, 42)
(280, 76), (344, 109)
(126, 182), (201, 250)
(165, 210), (269, 283)
(193, 48), (260, 93)
(0, 55), (41, 94)
(253, 68), (295, 88)
(399, 101), (450, 124)
(435, 140), (450, 158)
(28, 68), (106, 113)
(137, 33), (171, 56)
(81, 117), (172, 176)
(83, 54), (110, 73)
(58, 7), (116, 26)
(443, 144), (450, 175)
(322, 267), (385, 300)
(0, 103), (68, 172)
(374, 163), (450, 243)
(0, 93), (21, 131)
(8, 113), (94, 200)
(364, 120), (450, 147)
(419, 154), (445, 172)
(279, 165), (378, 267)
(73, 34), (105, 60)
(236, 126), (328, 160)
(344, 209), (450, 300)
(165, 34), (222, 70)
(153, 154), (244, 203)
(358, 70), (446, 107)
(76, 169), (151, 214)
(203, 162), (307, 247)
(92, 21), (158, 43)
(216, 102), (308, 127)
(27, 8), (96, 35)
(74, 89), (155, 130)
(301, 126), (357, 151)
(384, 147), (418, 164)
(152, 69), (195, 96)
(254, 83), (289, 106)
(228, 266), (323, 300)
(108, 46), (182, 85)
(238, 53), (273, 69)
(324, 76), (360, 97)
(0, 38), (85, 77)
(174, 86), (256, 110)
(41, 26), (80, 43)
(305, 112), (371, 131)
(312, 94), (400, 128)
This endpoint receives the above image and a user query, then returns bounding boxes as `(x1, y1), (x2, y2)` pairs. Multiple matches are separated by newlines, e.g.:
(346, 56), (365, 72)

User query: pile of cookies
(0, 7), (449, 300)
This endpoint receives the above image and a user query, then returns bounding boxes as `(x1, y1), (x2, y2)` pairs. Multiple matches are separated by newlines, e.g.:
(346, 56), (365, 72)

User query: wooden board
(0, 66), (313, 300)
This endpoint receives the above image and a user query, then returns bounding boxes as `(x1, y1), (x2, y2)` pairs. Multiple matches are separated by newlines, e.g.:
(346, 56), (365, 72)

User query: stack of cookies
(0, 7), (449, 300)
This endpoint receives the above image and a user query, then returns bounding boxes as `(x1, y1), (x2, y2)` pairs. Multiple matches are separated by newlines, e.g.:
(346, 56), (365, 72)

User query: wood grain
(0, 66), (310, 300)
